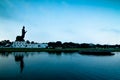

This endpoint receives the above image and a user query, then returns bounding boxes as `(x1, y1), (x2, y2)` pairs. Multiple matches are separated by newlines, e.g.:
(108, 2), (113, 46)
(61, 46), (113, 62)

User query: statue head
(23, 26), (25, 29)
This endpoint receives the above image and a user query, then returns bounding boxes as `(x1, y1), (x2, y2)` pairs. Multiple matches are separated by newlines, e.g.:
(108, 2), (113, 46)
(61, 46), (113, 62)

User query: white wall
(12, 41), (48, 48)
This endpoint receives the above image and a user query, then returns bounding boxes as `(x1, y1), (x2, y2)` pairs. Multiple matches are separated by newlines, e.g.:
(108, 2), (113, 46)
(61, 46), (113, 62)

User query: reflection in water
(0, 52), (25, 73)
(79, 53), (115, 56)
(48, 52), (62, 56)
(0, 51), (114, 74)
(0, 51), (118, 80)
(0, 52), (9, 57)
(14, 53), (24, 73)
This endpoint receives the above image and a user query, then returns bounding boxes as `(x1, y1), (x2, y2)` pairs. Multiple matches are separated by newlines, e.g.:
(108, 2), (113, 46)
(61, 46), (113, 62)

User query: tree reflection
(48, 51), (62, 56)
(0, 52), (9, 57)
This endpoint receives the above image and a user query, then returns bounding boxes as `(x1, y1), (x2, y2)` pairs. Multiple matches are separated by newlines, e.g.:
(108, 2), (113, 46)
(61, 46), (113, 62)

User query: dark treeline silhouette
(26, 40), (37, 44)
(48, 41), (120, 49)
(0, 40), (12, 47)
(0, 40), (120, 49)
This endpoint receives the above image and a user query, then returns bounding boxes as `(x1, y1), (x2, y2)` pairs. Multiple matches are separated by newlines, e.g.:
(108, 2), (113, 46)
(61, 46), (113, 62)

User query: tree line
(0, 40), (120, 48)
(48, 41), (120, 49)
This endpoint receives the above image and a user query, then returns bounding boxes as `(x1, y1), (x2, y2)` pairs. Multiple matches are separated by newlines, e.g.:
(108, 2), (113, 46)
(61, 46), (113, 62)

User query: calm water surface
(0, 52), (120, 80)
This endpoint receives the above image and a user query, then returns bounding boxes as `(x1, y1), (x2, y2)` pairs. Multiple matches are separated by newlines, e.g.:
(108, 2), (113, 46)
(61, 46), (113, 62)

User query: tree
(31, 41), (35, 44)
(26, 40), (30, 44)
(56, 41), (62, 47)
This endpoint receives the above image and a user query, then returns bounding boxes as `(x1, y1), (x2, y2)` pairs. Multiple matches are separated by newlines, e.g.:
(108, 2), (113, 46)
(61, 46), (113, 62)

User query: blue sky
(0, 0), (120, 44)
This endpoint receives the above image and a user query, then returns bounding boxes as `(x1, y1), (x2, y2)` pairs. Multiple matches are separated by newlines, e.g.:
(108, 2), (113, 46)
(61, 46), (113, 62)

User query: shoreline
(0, 48), (79, 52)
(0, 48), (119, 52)
(0, 48), (118, 56)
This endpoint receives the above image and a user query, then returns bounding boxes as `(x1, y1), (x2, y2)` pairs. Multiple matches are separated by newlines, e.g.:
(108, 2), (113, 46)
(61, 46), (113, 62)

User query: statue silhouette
(16, 26), (27, 41)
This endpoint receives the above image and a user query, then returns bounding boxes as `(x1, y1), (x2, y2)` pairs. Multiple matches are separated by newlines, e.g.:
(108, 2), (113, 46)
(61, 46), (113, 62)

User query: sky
(0, 0), (120, 44)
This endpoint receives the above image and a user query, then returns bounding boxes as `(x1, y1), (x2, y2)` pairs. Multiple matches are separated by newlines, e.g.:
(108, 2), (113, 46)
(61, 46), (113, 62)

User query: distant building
(12, 41), (48, 48)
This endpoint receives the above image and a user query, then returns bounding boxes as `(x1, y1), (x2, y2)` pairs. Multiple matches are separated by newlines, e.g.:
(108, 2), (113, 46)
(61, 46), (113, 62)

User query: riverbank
(0, 48), (120, 52)
(0, 48), (79, 52)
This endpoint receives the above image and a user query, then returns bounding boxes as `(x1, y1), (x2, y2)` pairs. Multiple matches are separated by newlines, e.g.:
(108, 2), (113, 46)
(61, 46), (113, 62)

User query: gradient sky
(0, 0), (120, 44)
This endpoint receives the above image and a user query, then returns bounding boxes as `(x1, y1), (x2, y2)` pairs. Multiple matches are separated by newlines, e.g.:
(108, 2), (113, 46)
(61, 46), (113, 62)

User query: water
(0, 52), (120, 80)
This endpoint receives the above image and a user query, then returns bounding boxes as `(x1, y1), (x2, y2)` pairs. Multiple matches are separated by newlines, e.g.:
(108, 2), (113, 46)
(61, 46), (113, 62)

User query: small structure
(12, 41), (48, 48)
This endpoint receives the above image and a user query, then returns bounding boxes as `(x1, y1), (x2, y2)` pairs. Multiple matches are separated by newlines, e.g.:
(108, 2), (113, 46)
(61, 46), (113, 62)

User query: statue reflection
(14, 53), (24, 73)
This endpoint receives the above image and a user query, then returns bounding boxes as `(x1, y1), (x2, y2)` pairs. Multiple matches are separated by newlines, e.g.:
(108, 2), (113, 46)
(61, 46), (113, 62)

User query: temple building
(12, 26), (48, 48)
(12, 41), (48, 48)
